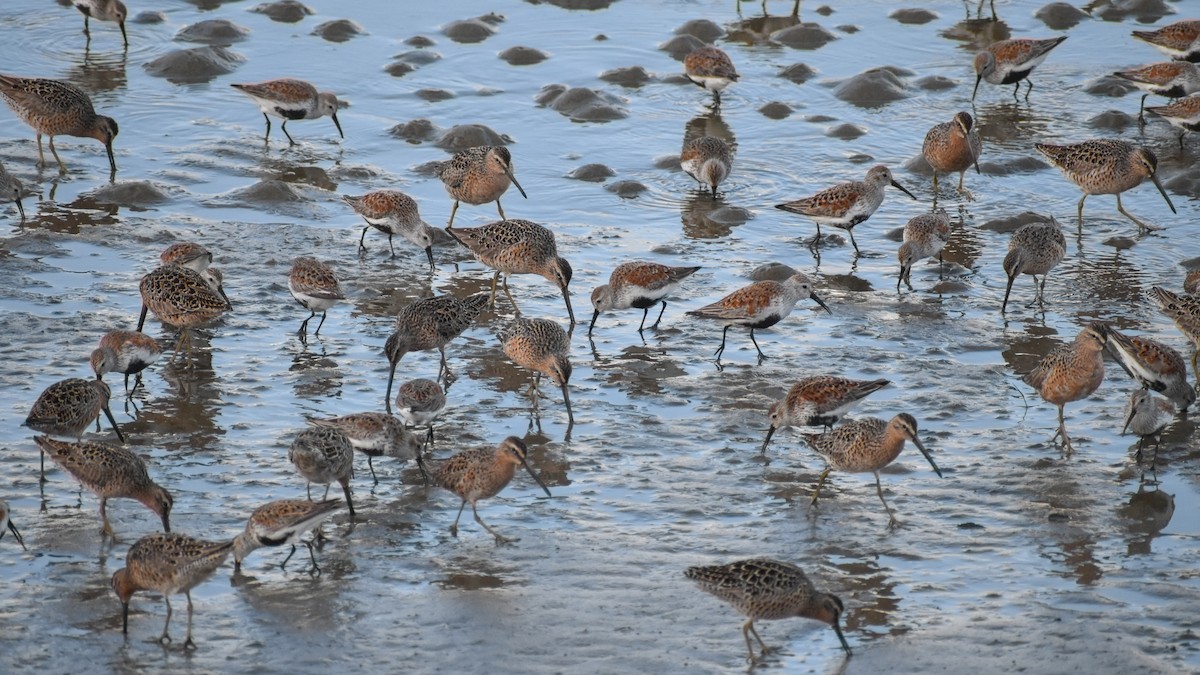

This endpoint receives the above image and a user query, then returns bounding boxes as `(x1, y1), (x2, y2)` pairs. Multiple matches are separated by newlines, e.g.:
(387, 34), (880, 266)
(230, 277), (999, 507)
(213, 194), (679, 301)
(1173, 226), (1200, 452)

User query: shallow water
(1, 0), (1200, 672)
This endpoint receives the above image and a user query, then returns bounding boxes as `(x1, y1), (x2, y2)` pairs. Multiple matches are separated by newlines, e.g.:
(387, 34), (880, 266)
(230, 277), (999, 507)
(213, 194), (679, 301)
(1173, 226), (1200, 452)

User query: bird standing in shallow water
(1101, 325), (1194, 412)
(1113, 61), (1200, 125)
(800, 413), (942, 528)
(922, 111), (981, 198)
(289, 426), (356, 517)
(1145, 93), (1200, 149)
(1001, 217), (1065, 313)
(1035, 139), (1176, 233)
(680, 136), (732, 196)
(395, 378), (447, 447)
(687, 273), (830, 363)
(436, 146), (527, 227)
(685, 558), (851, 663)
(306, 413), (426, 484)
(138, 264), (231, 362)
(500, 318), (574, 425)
(0, 74), (119, 174)
(433, 436), (551, 544)
(1149, 286), (1200, 383)
(342, 190), (437, 267)
(90, 329), (163, 396)
(589, 261), (701, 335)
(897, 209), (953, 292)
(684, 45), (739, 104)
(761, 376), (891, 453)
(775, 165), (916, 253)
(0, 500), (27, 550)
(26, 378), (126, 480)
(0, 161), (25, 220)
(230, 79), (343, 145)
(159, 242), (212, 272)
(383, 293), (488, 410)
(232, 498), (343, 574)
(111, 533), (232, 649)
(72, 0), (127, 47)
(1122, 390), (1174, 461)
(1022, 323), (1106, 453)
(972, 36), (1068, 100)
(288, 257), (344, 343)
(1132, 20), (1200, 64)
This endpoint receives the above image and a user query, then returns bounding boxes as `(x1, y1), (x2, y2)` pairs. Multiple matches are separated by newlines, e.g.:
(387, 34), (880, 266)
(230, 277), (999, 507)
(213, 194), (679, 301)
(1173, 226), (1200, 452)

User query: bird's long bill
(971, 74), (983, 101)
(15, 197), (24, 220)
(103, 406), (126, 444)
(588, 308), (600, 335)
(561, 381), (575, 426)
(331, 112), (345, 139)
(136, 303), (148, 333)
(505, 168), (529, 200)
(968, 143), (981, 175)
(384, 361), (398, 414)
(8, 520), (25, 549)
(121, 602), (130, 634)
(119, 22), (128, 48)
(1001, 273), (1015, 313)
(760, 425), (776, 454)
(1150, 172), (1177, 214)
(562, 287), (576, 325)
(897, 264), (908, 292)
(912, 435), (943, 478)
(423, 245), (435, 270)
(217, 286), (232, 310)
(1121, 405), (1136, 436)
(833, 620), (853, 655)
(161, 510), (171, 533)
(810, 292), (833, 314)
(519, 455), (553, 498)
(891, 179), (917, 200)
(105, 140), (117, 174)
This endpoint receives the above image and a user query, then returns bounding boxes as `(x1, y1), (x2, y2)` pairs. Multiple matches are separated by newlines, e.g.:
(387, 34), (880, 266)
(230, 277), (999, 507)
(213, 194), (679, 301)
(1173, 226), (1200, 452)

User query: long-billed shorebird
(1149, 286), (1200, 382)
(436, 146), (527, 227)
(232, 498), (343, 573)
(761, 376), (891, 453)
(500, 318), (574, 425)
(306, 413), (426, 484)
(288, 257), (344, 343)
(289, 426), (355, 517)
(775, 165), (916, 252)
(72, 0), (127, 47)
(26, 378), (125, 479)
(395, 377), (447, 447)
(342, 190), (437, 267)
(230, 79), (343, 145)
(138, 264), (230, 362)
(898, 209), (953, 292)
(0, 161), (25, 220)
(111, 533), (232, 649)
(922, 112), (981, 197)
(383, 293), (488, 410)
(589, 261), (701, 335)
(433, 436), (551, 544)
(0, 74), (118, 174)
(684, 45), (739, 104)
(680, 135), (732, 195)
(446, 218), (575, 324)
(687, 273), (830, 363)
(685, 559), (851, 663)
(90, 329), (163, 395)
(1122, 390), (1174, 460)
(1001, 217), (1066, 313)
(972, 36), (1068, 100)
(1132, 19), (1200, 63)
(1022, 323), (1106, 453)
(1113, 61), (1200, 124)
(1035, 139), (1176, 233)
(1102, 325), (1194, 411)
(1146, 93), (1200, 148)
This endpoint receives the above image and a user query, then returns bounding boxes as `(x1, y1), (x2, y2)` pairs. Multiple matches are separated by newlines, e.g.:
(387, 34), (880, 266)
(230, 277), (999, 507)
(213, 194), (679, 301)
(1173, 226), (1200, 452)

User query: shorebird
(138, 264), (230, 361)
(1149, 286), (1200, 382)
(1101, 325), (1194, 411)
(0, 74), (119, 174)
(230, 79), (343, 145)
(33, 436), (172, 536)
(1001, 217), (1066, 313)
(159, 242), (212, 272)
(433, 436), (551, 544)
(395, 378), (447, 447)
(0, 161), (24, 220)
(342, 190), (437, 267)
(1132, 19), (1200, 63)
(288, 257), (344, 343)
(446, 219), (575, 324)
(1146, 93), (1200, 148)
(232, 498), (343, 573)
(972, 36), (1068, 100)
(72, 0), (127, 47)
(680, 136), (732, 195)
(90, 329), (163, 395)
(589, 261), (701, 334)
(306, 413), (426, 484)
(436, 146), (527, 227)
(897, 209), (953, 291)
(684, 45), (739, 104)
(111, 533), (232, 649)
(289, 426), (355, 517)
(1035, 139), (1176, 233)
(687, 273), (830, 363)
(1022, 323), (1106, 453)
(0, 500), (27, 551)
(499, 318), (574, 425)
(761, 376), (891, 453)
(775, 165), (916, 252)
(1113, 61), (1200, 124)
(382, 293), (488, 411)
(685, 558), (851, 663)
(26, 378), (126, 479)
(922, 112), (981, 197)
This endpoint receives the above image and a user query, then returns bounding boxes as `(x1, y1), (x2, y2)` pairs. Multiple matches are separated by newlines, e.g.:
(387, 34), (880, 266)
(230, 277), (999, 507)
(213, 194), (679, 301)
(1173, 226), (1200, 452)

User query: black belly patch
(261, 533), (291, 547)
(847, 215), (868, 227)
(1000, 69), (1031, 85)
(748, 314), (782, 329)
(274, 106), (308, 121)
(1159, 85), (1187, 98)
(630, 297), (658, 309)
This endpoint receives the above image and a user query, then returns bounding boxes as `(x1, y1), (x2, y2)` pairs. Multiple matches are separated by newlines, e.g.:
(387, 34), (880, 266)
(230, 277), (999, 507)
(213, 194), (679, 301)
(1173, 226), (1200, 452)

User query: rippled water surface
(2, 0), (1200, 672)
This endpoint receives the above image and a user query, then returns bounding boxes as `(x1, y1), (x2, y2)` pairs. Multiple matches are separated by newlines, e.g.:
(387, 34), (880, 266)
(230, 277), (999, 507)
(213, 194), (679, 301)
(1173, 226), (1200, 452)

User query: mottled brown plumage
(1035, 139), (1176, 233)
(433, 436), (551, 544)
(1146, 93), (1200, 149)
(383, 293), (488, 411)
(972, 36), (1067, 100)
(500, 318), (574, 425)
(1113, 61), (1200, 124)
(91, 329), (163, 395)
(1022, 323), (1107, 453)
(288, 257), (344, 342)
(1150, 286), (1200, 383)
(897, 209), (953, 291)
(0, 74), (119, 174)
(589, 261), (701, 334)
(159, 242), (212, 272)
(137, 264), (230, 361)
(922, 112), (981, 196)
(230, 79), (342, 145)
(684, 45), (739, 102)
(775, 165), (916, 251)
(1102, 325), (1194, 411)
(1002, 218), (1066, 313)
(232, 498), (343, 573)
(395, 378), (447, 447)
(1132, 20), (1200, 63)
(342, 190), (436, 266)
(288, 426), (355, 516)
(687, 274), (831, 362)
(306, 413), (425, 484)
(436, 146), (527, 226)
(680, 135), (732, 195)
(761, 376), (891, 452)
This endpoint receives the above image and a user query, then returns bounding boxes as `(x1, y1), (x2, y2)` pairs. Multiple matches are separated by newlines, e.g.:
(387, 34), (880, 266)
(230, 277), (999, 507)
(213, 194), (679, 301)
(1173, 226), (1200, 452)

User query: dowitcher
(159, 242), (212, 272)
(775, 165), (916, 252)
(761, 376), (891, 453)
(1113, 61), (1200, 124)
(1035, 139), (1176, 233)
(0, 161), (24, 220)
(971, 36), (1068, 100)
(446, 218), (575, 324)
(137, 264), (230, 359)
(1022, 323), (1106, 453)
(111, 532), (232, 649)
(25, 378), (126, 476)
(395, 377), (447, 447)
(229, 78), (343, 145)
(1149, 286), (1200, 381)
(435, 146), (527, 227)
(232, 498), (343, 573)
(1102, 325), (1194, 411)
(342, 190), (437, 267)
(680, 135), (733, 196)
(685, 558), (851, 663)
(91, 329), (163, 395)
(684, 45), (739, 104)
(72, 0), (127, 47)
(383, 292), (488, 411)
(0, 500), (27, 551)
(33, 435), (172, 535)
(1132, 19), (1200, 63)
(589, 261), (701, 335)
(897, 209), (953, 292)
(800, 413), (942, 527)
(1122, 390), (1174, 460)
(687, 273), (830, 363)
(289, 426), (355, 516)
(1146, 93), (1200, 148)
(499, 318), (574, 425)
(288, 257), (344, 343)
(433, 436), (551, 544)
(1001, 217), (1065, 313)
(922, 112), (981, 196)
(306, 413), (426, 484)
(0, 74), (118, 174)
